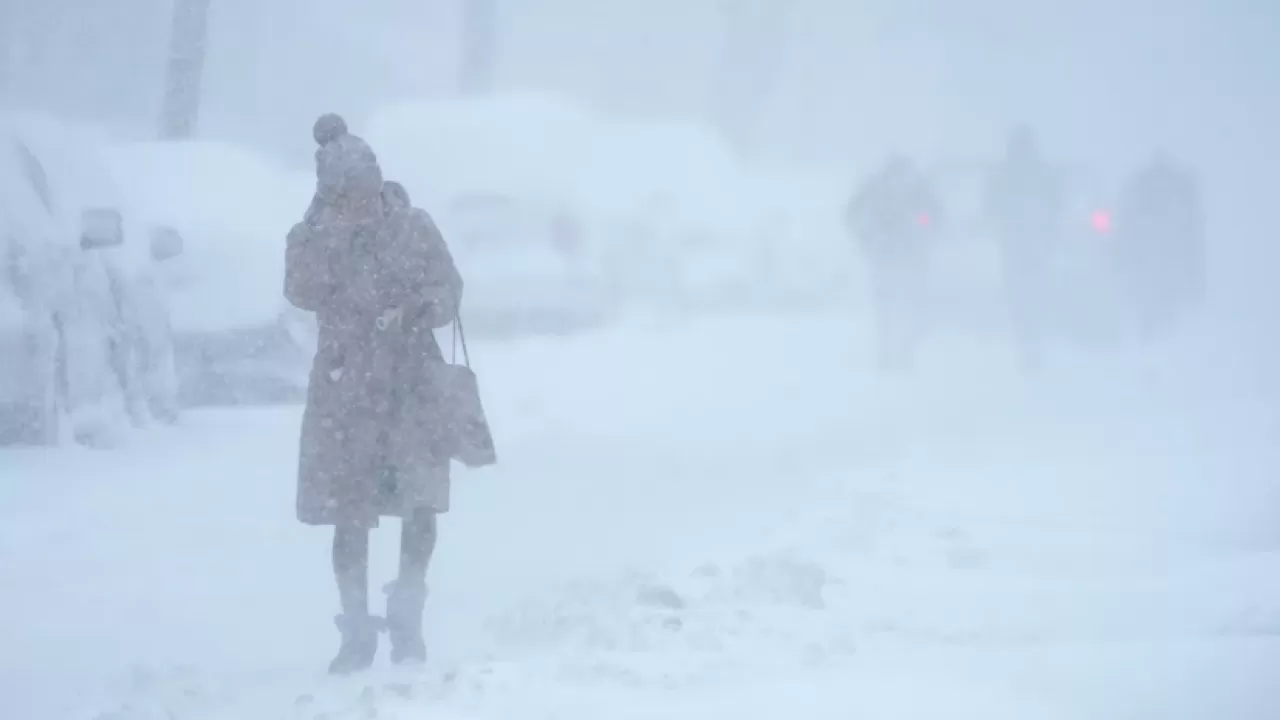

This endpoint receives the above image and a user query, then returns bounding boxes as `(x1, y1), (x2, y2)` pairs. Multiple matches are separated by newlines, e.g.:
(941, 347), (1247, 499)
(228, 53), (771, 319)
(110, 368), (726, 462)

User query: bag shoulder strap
(451, 312), (471, 368)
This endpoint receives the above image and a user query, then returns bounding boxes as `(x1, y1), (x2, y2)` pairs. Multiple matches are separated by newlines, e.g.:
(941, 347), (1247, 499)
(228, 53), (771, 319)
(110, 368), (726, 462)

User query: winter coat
(846, 164), (941, 263)
(285, 191), (463, 528)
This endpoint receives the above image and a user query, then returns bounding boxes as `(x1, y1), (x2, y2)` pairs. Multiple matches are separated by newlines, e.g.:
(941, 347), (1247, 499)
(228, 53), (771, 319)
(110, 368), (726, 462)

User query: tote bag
(439, 313), (497, 468)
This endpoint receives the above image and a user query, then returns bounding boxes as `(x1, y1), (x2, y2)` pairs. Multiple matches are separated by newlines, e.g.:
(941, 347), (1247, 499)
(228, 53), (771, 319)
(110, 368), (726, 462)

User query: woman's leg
(329, 523), (378, 674)
(333, 523), (370, 617)
(387, 509), (437, 664)
(399, 509), (438, 585)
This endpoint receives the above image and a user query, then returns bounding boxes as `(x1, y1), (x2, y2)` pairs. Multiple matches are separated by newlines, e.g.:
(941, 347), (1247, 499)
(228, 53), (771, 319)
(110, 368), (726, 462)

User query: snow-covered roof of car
(0, 111), (125, 226)
(367, 92), (599, 210)
(365, 92), (757, 231)
(0, 117), (77, 257)
(101, 140), (314, 333)
(0, 110), (159, 281)
(1, 111), (136, 331)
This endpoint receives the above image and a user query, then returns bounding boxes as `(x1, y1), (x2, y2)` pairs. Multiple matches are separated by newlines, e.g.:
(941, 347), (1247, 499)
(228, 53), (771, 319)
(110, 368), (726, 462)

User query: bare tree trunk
(160, 0), (212, 139)
(710, 0), (790, 157)
(459, 0), (498, 95)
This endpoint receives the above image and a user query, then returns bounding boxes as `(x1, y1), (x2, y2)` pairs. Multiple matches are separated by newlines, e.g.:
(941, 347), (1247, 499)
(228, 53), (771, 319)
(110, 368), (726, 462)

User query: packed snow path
(3, 312), (1279, 719)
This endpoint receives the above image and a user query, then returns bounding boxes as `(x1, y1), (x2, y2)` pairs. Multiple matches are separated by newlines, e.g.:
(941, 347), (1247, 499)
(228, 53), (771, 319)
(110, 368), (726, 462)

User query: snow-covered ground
(3, 309), (1280, 719)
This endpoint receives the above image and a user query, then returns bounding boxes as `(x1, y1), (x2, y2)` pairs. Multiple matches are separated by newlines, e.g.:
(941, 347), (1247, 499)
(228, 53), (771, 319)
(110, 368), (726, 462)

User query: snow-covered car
(102, 140), (315, 406)
(731, 170), (857, 312)
(0, 137), (66, 445)
(368, 94), (616, 338)
(581, 121), (768, 316)
(369, 93), (833, 330)
(433, 189), (609, 336)
(0, 113), (168, 445)
(566, 117), (860, 318)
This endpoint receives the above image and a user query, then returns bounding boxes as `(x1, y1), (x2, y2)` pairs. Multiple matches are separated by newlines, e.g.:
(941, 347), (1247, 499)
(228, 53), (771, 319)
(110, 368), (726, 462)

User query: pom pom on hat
(313, 113), (348, 146)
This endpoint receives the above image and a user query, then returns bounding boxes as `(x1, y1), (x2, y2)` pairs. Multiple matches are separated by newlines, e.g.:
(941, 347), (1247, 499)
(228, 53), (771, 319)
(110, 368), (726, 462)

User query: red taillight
(916, 213), (932, 228)
(1090, 210), (1112, 234)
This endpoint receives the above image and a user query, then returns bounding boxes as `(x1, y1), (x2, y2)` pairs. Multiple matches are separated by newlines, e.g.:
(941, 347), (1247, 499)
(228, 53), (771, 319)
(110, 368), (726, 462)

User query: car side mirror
(149, 226), (184, 262)
(80, 208), (125, 250)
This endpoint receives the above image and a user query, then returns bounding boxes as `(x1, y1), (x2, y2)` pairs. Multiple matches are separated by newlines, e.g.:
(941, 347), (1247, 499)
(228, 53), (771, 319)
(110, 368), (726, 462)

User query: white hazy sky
(1, 0), (1276, 174)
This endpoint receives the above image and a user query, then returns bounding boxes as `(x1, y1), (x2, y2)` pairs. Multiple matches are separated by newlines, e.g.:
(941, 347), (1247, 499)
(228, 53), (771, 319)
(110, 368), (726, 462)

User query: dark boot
(385, 579), (428, 665)
(328, 613), (384, 675)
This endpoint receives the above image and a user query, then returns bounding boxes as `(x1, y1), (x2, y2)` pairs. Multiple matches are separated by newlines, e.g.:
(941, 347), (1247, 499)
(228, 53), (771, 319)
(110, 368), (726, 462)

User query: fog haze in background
(2, 1), (1275, 167)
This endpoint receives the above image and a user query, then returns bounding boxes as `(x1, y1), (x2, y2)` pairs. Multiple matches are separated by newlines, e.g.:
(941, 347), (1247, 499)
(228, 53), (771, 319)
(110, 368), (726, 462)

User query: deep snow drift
(3, 309), (1279, 719)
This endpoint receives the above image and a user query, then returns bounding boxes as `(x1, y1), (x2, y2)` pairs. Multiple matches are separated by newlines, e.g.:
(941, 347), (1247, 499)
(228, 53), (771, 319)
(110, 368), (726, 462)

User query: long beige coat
(285, 199), (462, 528)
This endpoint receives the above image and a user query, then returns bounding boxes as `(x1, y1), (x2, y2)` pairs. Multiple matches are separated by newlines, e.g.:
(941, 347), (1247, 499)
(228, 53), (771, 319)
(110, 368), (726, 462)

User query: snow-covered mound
(6, 312), (1278, 719)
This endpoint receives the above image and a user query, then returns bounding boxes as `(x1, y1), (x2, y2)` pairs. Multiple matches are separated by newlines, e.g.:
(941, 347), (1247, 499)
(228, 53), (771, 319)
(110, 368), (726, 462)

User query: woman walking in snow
(285, 114), (463, 673)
